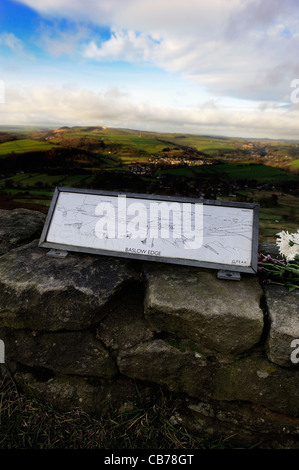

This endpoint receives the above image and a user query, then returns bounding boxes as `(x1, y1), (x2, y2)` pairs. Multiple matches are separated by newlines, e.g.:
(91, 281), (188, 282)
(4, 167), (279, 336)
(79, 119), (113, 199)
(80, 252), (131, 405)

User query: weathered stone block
(118, 338), (299, 417)
(0, 240), (139, 331)
(182, 399), (299, 449)
(0, 327), (116, 378)
(265, 285), (299, 367)
(0, 208), (45, 255)
(15, 372), (156, 417)
(143, 265), (264, 355)
(213, 352), (299, 416)
(96, 287), (155, 351)
(258, 242), (279, 258)
(118, 339), (213, 398)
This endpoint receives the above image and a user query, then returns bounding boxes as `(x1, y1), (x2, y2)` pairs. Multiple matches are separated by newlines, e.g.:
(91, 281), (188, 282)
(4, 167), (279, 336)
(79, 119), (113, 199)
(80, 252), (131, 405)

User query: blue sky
(1, 0), (299, 139)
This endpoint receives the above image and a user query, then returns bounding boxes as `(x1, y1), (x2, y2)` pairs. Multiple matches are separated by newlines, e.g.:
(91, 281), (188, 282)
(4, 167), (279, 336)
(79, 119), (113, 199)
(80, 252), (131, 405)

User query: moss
(161, 332), (205, 356)
(163, 333), (182, 350)
(264, 365), (276, 374)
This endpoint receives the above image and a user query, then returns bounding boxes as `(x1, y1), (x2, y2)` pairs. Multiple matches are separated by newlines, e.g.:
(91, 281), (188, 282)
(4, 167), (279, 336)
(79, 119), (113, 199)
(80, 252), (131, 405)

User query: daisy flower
(276, 230), (299, 262)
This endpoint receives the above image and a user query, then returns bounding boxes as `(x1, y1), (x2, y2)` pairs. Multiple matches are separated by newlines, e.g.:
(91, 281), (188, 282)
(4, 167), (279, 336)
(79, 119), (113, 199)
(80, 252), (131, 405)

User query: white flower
(276, 230), (299, 261)
(294, 231), (299, 245)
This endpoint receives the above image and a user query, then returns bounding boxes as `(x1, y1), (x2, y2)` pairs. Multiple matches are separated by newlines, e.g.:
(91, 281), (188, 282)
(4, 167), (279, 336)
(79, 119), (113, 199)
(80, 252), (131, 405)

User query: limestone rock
(183, 399), (299, 449)
(117, 339), (212, 398)
(213, 352), (299, 416)
(258, 242), (279, 258)
(118, 338), (299, 417)
(143, 265), (264, 355)
(15, 372), (156, 417)
(0, 208), (45, 255)
(0, 327), (116, 378)
(265, 285), (299, 367)
(0, 240), (139, 331)
(96, 286), (155, 351)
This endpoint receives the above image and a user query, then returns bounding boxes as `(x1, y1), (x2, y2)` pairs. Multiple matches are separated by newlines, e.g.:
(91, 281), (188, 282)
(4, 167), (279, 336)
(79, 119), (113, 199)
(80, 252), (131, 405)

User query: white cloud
(2, 83), (299, 139)
(0, 32), (25, 54)
(15, 0), (299, 102)
(7, 0), (299, 137)
(0, 32), (35, 60)
(36, 22), (90, 56)
(84, 30), (157, 63)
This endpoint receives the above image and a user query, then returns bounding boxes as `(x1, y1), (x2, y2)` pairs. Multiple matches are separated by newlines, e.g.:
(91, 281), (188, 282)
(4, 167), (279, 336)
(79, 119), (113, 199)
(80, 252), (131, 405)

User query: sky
(1, 0), (299, 139)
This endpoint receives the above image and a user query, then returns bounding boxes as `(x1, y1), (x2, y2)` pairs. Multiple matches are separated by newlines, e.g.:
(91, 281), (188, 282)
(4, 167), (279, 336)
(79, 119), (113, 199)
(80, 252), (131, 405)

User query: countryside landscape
(2, 0), (299, 452)
(0, 125), (298, 243)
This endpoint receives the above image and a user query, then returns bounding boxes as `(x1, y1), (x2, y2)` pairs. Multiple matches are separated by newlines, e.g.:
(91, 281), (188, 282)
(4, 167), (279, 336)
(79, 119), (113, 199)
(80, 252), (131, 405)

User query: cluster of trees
(0, 133), (17, 144)
(0, 147), (96, 175)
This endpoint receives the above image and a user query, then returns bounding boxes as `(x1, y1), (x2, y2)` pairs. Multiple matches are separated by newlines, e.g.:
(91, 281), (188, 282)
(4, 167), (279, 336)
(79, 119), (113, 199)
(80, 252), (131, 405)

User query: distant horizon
(1, 123), (299, 144)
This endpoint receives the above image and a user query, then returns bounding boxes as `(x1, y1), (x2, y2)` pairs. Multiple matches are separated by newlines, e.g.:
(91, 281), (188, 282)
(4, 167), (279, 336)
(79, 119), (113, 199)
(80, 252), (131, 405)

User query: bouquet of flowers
(258, 230), (299, 291)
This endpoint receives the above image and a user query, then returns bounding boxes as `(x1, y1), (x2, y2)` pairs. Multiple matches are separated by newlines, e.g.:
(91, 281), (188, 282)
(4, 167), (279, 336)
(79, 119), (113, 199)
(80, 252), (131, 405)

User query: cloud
(0, 32), (35, 60)
(36, 22), (91, 56)
(7, 0), (299, 138)
(0, 32), (25, 54)
(16, 0), (299, 102)
(84, 30), (157, 63)
(224, 0), (299, 39)
(2, 83), (299, 139)
(2, 84), (138, 125)
(13, 0), (235, 36)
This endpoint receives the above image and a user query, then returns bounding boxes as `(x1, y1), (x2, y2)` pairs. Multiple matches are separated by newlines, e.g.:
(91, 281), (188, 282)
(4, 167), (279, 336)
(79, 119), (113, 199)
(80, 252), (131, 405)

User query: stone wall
(0, 208), (298, 449)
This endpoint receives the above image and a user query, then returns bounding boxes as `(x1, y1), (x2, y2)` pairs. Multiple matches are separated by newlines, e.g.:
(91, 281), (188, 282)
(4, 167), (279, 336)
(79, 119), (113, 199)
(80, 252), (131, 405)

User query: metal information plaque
(39, 187), (259, 274)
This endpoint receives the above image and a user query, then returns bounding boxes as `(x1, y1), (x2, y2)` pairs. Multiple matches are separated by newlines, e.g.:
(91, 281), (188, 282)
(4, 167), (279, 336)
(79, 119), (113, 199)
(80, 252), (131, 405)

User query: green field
(48, 128), (177, 155)
(160, 134), (240, 154)
(220, 191), (299, 242)
(210, 163), (296, 182)
(289, 159), (299, 171)
(0, 172), (94, 190)
(156, 163), (297, 183)
(98, 134), (177, 155)
(0, 139), (58, 156)
(0, 126), (298, 242)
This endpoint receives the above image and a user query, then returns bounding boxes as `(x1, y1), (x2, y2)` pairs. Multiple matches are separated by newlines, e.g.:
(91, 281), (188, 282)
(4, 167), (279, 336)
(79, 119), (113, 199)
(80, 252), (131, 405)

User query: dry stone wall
(0, 208), (298, 449)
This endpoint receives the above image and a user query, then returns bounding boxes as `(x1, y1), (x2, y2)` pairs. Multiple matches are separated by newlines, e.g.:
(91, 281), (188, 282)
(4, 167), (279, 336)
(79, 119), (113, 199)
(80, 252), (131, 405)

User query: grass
(289, 159), (299, 171)
(58, 131), (177, 155)
(9, 173), (64, 188)
(0, 173), (94, 190)
(12, 198), (52, 207)
(163, 135), (239, 154)
(0, 173), (96, 209)
(0, 126), (297, 244)
(0, 167), (297, 242)
(258, 213), (298, 241)
(0, 369), (225, 450)
(156, 163), (297, 183)
(258, 192), (299, 240)
(0, 139), (58, 156)
(113, 137), (174, 155)
(219, 163), (296, 182)
(221, 190), (299, 242)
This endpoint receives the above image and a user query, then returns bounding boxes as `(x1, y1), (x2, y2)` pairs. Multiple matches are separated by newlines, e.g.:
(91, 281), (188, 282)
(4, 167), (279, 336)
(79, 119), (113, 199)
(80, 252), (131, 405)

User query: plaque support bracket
(46, 249), (69, 258)
(217, 270), (241, 281)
